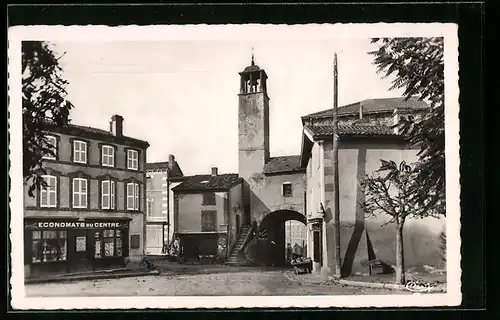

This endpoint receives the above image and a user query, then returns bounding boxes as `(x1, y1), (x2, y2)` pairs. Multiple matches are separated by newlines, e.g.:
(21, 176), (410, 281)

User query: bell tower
(238, 52), (270, 225)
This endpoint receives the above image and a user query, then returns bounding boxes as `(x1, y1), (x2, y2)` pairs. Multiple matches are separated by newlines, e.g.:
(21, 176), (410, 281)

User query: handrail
(240, 221), (257, 252)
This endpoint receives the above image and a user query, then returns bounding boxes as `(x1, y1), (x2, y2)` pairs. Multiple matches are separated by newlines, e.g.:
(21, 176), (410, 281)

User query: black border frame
(6, 0), (486, 316)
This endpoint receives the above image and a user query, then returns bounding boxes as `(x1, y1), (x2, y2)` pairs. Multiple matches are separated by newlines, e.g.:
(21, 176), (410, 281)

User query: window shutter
(111, 181), (115, 209)
(102, 181), (109, 209)
(134, 183), (139, 210)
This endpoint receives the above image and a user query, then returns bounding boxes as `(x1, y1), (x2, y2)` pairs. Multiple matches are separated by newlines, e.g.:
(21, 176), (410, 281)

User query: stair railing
(240, 221), (257, 254)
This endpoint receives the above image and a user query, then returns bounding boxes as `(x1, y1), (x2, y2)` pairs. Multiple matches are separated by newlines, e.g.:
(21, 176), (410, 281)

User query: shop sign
(25, 221), (129, 230)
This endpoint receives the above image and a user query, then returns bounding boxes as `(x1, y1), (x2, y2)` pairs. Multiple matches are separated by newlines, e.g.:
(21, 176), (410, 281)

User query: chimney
(393, 109), (400, 134)
(359, 104), (363, 120)
(168, 154), (175, 170)
(211, 167), (218, 176)
(110, 115), (123, 137)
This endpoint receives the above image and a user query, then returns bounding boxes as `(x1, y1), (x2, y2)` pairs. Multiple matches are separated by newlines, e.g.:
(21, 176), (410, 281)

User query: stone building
(23, 115), (149, 278)
(300, 97), (446, 275)
(172, 167), (243, 262)
(170, 56), (444, 273)
(145, 154), (184, 255)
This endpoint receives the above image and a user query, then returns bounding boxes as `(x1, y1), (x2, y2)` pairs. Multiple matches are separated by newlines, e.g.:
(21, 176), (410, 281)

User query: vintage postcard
(8, 23), (460, 309)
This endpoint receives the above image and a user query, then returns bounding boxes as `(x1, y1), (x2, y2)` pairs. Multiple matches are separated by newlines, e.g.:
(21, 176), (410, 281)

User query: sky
(52, 37), (403, 176)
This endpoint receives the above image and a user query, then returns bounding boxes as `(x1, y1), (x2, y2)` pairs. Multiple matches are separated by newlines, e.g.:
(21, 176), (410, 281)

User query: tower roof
(241, 50), (263, 73)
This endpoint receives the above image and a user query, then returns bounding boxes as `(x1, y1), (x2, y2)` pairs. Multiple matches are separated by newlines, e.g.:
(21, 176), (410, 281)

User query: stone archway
(256, 210), (306, 266)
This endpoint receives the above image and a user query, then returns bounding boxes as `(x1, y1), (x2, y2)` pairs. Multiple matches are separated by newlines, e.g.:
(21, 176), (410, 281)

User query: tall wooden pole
(332, 53), (342, 278)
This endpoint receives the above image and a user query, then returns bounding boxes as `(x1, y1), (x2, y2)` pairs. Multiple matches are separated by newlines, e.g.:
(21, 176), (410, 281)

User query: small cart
(291, 258), (312, 275)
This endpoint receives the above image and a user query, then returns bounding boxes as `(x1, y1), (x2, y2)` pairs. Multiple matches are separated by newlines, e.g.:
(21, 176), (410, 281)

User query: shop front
(24, 217), (131, 278)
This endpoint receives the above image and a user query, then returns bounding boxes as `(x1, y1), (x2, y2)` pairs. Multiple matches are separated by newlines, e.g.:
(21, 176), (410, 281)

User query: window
(94, 229), (123, 258)
(282, 182), (293, 197)
(201, 211), (217, 232)
(146, 198), (153, 216)
(127, 149), (139, 170)
(40, 175), (57, 208)
(32, 230), (67, 263)
(202, 192), (216, 205)
(42, 135), (57, 160)
(101, 145), (115, 167)
(72, 178), (88, 208)
(73, 140), (87, 163)
(101, 180), (116, 210)
(127, 182), (140, 211)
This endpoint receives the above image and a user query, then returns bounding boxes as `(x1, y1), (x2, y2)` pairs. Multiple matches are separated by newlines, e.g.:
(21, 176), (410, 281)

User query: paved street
(25, 268), (406, 296)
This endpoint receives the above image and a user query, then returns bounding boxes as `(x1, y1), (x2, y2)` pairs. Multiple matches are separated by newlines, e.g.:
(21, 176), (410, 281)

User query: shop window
(202, 192), (216, 205)
(127, 182), (140, 211)
(101, 180), (116, 210)
(32, 230), (67, 263)
(40, 175), (57, 208)
(94, 229), (123, 258)
(101, 145), (115, 167)
(201, 211), (217, 232)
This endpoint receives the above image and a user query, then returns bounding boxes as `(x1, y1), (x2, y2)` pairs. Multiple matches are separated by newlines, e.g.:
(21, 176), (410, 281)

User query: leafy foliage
(369, 38), (445, 216)
(22, 41), (73, 197)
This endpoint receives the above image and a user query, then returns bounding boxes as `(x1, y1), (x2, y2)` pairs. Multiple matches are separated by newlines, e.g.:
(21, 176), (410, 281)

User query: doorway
(69, 229), (92, 272)
(236, 215), (240, 236)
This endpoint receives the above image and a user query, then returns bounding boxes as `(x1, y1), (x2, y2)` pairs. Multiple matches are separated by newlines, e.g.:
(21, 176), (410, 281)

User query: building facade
(145, 155), (184, 255)
(172, 167), (243, 262)
(236, 58), (307, 266)
(23, 115), (149, 278)
(300, 98), (446, 275)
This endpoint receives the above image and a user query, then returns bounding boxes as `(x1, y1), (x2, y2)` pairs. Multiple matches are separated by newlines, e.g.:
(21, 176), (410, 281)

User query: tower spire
(251, 47), (255, 66)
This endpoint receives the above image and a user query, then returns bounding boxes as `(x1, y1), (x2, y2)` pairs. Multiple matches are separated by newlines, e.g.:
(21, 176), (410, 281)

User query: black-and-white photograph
(9, 23), (460, 309)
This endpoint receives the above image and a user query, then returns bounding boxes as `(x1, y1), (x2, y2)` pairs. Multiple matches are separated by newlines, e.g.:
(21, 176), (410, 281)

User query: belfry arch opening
(257, 210), (307, 266)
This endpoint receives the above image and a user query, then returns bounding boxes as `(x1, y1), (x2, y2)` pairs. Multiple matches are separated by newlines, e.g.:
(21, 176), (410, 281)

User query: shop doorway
(68, 229), (93, 272)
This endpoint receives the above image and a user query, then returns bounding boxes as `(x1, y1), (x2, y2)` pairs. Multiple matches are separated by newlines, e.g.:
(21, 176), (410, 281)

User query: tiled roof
(172, 173), (241, 192)
(262, 156), (305, 174)
(304, 124), (396, 138)
(43, 121), (149, 147)
(146, 161), (184, 178)
(302, 97), (428, 120)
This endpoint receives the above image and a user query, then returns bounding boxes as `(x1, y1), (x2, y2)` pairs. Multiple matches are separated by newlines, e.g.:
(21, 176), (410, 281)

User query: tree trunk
(395, 221), (406, 285)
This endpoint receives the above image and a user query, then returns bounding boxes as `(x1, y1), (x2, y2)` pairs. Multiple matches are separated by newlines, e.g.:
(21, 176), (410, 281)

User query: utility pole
(332, 53), (342, 279)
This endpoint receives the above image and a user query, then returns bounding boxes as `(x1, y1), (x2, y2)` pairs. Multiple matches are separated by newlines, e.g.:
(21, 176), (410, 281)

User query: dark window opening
(283, 183), (293, 197)
(202, 192), (216, 205)
(130, 234), (141, 249)
(313, 231), (321, 263)
(201, 211), (217, 232)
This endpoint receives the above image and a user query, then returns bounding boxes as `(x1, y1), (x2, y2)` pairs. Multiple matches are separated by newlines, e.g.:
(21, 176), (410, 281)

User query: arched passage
(256, 210), (307, 266)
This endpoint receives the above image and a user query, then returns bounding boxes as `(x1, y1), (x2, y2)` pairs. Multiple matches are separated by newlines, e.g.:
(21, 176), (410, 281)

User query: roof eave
(263, 169), (306, 176)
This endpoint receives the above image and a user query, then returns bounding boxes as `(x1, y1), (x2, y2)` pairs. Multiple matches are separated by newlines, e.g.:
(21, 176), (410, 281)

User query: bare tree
(360, 160), (440, 285)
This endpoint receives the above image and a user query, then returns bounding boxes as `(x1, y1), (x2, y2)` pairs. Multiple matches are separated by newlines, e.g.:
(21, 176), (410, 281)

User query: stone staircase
(225, 225), (251, 265)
